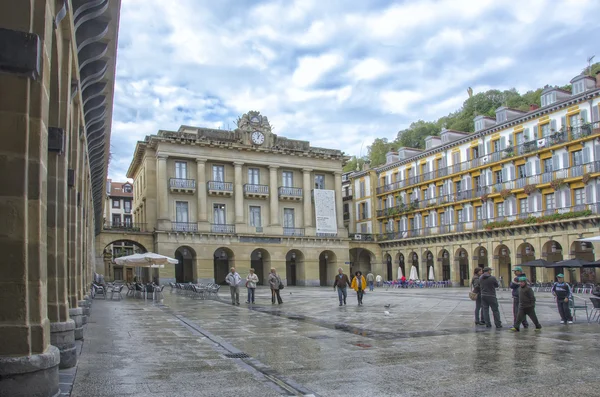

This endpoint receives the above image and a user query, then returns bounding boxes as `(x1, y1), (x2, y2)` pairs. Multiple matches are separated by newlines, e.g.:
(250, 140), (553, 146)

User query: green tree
(343, 156), (366, 172)
(395, 120), (440, 149)
(367, 138), (393, 167)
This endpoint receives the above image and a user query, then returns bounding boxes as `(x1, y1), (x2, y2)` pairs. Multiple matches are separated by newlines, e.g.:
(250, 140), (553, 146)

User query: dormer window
(496, 110), (507, 123)
(475, 119), (484, 132)
(541, 91), (556, 107)
(572, 81), (585, 95)
(123, 184), (132, 193)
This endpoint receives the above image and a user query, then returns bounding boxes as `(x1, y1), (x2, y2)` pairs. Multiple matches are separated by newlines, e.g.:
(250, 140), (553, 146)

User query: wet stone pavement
(71, 286), (600, 397)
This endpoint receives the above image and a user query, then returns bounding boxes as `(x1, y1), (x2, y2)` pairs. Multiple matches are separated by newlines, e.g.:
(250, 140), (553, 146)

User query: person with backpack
(268, 268), (283, 305)
(551, 274), (573, 324)
(509, 276), (542, 332)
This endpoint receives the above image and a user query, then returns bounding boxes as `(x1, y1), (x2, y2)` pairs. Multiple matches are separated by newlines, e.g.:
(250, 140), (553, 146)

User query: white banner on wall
(313, 189), (337, 234)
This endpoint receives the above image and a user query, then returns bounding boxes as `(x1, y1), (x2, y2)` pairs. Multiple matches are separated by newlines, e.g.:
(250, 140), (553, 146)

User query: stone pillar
(234, 162), (244, 224)
(302, 169), (313, 228)
(157, 154), (168, 221)
(334, 172), (344, 230)
(196, 158), (207, 222)
(269, 166), (280, 226)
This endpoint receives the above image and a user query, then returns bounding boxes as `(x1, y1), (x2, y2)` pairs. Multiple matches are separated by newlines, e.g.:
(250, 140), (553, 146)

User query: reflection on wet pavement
(72, 287), (600, 397)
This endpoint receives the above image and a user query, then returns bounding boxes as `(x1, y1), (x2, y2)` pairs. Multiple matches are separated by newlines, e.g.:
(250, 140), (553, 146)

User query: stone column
(302, 169), (313, 228)
(196, 158), (207, 222)
(334, 172), (344, 230)
(157, 154), (168, 221)
(234, 162), (244, 224)
(269, 166), (280, 226)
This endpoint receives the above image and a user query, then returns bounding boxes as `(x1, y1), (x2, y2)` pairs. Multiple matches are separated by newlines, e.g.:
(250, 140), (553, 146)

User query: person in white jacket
(246, 268), (259, 304)
(225, 267), (242, 305)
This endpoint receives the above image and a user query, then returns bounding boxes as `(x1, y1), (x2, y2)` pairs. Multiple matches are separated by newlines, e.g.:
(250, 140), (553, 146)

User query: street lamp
(551, 243), (557, 253)
(479, 248), (485, 257)
(257, 251), (262, 259)
(501, 248), (507, 256)
(525, 246), (531, 255)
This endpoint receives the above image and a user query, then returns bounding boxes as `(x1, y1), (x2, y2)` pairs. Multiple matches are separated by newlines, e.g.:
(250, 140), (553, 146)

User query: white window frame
(574, 188), (585, 206)
(496, 202), (505, 218)
(520, 198), (528, 214)
(175, 201), (189, 223)
(212, 165), (225, 182)
(175, 161), (187, 179)
(249, 206), (261, 227)
(213, 203), (226, 224)
(282, 171), (293, 187)
(545, 193), (555, 209)
(248, 168), (260, 185)
(314, 174), (325, 190)
(283, 208), (295, 228)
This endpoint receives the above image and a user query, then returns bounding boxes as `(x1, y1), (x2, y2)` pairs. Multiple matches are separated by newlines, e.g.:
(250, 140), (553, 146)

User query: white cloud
(348, 58), (390, 81)
(292, 53), (343, 87)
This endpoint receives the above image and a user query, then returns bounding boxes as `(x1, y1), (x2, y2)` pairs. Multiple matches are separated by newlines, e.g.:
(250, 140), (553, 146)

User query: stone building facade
(126, 111), (350, 286)
(0, 1), (120, 396)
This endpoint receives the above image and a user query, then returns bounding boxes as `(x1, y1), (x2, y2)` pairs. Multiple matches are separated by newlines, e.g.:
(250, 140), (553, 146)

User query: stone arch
(101, 239), (147, 282)
(570, 240), (596, 283)
(285, 249), (305, 286)
(214, 247), (235, 285)
(396, 252), (406, 279)
(494, 244), (511, 285)
(455, 248), (469, 286)
(408, 251), (419, 279)
(473, 246), (488, 269)
(319, 250), (337, 286)
(516, 242), (536, 282)
(423, 250), (434, 281)
(543, 240), (564, 281)
(250, 248), (271, 286)
(175, 246), (196, 283)
(349, 248), (375, 276)
(438, 249), (451, 282)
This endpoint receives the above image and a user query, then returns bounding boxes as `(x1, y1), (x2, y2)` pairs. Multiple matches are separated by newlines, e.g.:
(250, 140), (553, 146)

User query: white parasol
(409, 266), (418, 281)
(114, 252), (178, 268)
(397, 266), (403, 279)
(428, 266), (434, 281)
(578, 236), (600, 242)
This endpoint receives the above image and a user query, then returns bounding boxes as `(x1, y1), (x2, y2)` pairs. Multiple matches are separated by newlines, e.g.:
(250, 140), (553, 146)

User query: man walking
(375, 274), (382, 288)
(333, 267), (351, 306)
(551, 273), (573, 324)
(479, 267), (502, 328)
(225, 267), (242, 305)
(509, 276), (542, 332)
(366, 271), (375, 291)
(510, 266), (529, 329)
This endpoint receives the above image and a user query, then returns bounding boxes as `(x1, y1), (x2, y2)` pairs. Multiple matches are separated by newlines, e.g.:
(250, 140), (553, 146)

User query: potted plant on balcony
(550, 178), (566, 191)
(481, 193), (489, 202)
(523, 184), (538, 195)
(500, 189), (512, 200)
(582, 173), (591, 185)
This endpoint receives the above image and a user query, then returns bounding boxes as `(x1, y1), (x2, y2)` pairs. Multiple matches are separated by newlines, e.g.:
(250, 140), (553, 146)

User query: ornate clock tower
(236, 111), (273, 148)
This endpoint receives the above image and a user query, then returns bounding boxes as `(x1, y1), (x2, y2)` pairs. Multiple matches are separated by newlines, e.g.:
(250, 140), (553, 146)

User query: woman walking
(471, 268), (484, 325)
(268, 268), (283, 305)
(351, 271), (367, 305)
(246, 268), (259, 304)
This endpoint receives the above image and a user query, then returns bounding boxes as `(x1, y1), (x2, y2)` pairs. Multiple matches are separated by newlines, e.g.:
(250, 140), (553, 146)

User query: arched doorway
(214, 247), (235, 285)
(543, 241), (564, 281)
(424, 250), (434, 281)
(251, 248), (271, 286)
(439, 249), (450, 281)
(571, 241), (596, 283)
(396, 253), (406, 280)
(517, 243), (536, 282)
(349, 248), (374, 276)
(286, 250), (304, 286)
(456, 248), (469, 286)
(495, 244), (511, 286)
(408, 252), (419, 279)
(175, 246), (196, 283)
(385, 253), (393, 281)
(474, 246), (488, 269)
(319, 251), (337, 286)
(103, 240), (147, 282)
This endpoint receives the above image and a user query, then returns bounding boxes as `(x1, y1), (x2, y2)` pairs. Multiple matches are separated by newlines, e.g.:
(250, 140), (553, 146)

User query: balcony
(343, 212), (350, 221)
(244, 184), (269, 199)
(103, 222), (147, 232)
(342, 187), (353, 201)
(172, 222), (198, 232)
(317, 232), (338, 237)
(207, 181), (233, 197)
(283, 227), (304, 236)
(169, 178), (196, 193)
(124, 207), (132, 214)
(350, 233), (375, 241)
(278, 186), (303, 201)
(211, 224), (236, 234)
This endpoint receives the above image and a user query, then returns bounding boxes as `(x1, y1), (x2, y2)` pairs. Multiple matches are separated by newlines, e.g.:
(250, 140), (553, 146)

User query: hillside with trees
(344, 63), (600, 172)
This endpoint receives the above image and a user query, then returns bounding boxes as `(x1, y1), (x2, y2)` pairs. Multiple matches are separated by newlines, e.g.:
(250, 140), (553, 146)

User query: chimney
(529, 104), (540, 111)
(362, 161), (371, 171)
(596, 71), (600, 88)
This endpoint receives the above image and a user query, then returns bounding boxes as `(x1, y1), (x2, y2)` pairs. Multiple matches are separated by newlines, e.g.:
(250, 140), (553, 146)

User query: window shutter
(581, 109), (588, 123)
(488, 201), (494, 218)
(561, 116), (567, 130)
(465, 175), (472, 190)
(509, 165), (515, 180)
(468, 206), (473, 222)
(596, 183), (600, 205)
(449, 208), (454, 224)
(586, 185), (594, 204)
(448, 180), (454, 195)
(564, 190), (571, 208)
(502, 167), (507, 182)
(525, 161), (532, 177)
(466, 150), (471, 161)
(583, 147), (590, 164)
(592, 106), (600, 123)
(482, 203), (487, 219)
(523, 127), (530, 141)
(535, 194), (542, 212)
(552, 155), (559, 171)
(527, 195), (534, 212)
(442, 157), (447, 168)
(534, 159), (541, 175)
(414, 164), (419, 177)
(504, 200), (510, 216)
(486, 141), (491, 155)
(562, 152), (569, 169)
(487, 170), (493, 186)
(554, 191), (562, 208)
(550, 119), (557, 132)
(533, 125), (539, 139)
(478, 144), (484, 157)
(500, 136), (506, 150)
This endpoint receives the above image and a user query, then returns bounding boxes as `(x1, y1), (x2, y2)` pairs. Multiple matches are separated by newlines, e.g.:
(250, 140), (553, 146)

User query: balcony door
(282, 171), (293, 187)
(213, 204), (226, 225)
(248, 168), (260, 185)
(283, 208), (295, 228)
(176, 201), (189, 224)
(175, 161), (187, 179)
(213, 165), (224, 182)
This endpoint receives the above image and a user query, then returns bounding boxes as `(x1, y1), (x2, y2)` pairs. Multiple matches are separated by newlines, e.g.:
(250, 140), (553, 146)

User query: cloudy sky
(108, 0), (600, 181)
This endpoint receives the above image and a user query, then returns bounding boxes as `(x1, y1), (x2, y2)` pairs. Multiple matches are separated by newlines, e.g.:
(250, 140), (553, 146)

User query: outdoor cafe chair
(589, 297), (600, 323)
(125, 283), (135, 297)
(153, 285), (165, 301)
(110, 285), (124, 301)
(569, 296), (589, 323)
(93, 283), (106, 299)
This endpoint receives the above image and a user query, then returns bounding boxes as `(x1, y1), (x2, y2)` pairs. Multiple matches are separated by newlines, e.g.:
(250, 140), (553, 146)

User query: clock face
(251, 131), (265, 145)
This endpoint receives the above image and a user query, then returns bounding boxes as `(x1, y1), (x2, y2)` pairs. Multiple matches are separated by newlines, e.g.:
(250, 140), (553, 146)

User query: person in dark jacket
(333, 267), (352, 306)
(479, 267), (502, 328)
(471, 268), (484, 325)
(551, 274), (573, 324)
(509, 276), (542, 332)
(509, 266), (529, 329)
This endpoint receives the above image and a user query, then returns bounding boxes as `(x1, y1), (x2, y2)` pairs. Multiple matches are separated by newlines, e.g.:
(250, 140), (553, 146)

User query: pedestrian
(366, 271), (375, 291)
(268, 268), (283, 305)
(479, 267), (502, 328)
(351, 271), (367, 305)
(471, 268), (484, 326)
(509, 276), (542, 332)
(245, 268), (259, 304)
(375, 274), (382, 287)
(400, 275), (407, 288)
(333, 267), (351, 306)
(509, 266), (529, 329)
(551, 273), (573, 324)
(225, 267), (242, 305)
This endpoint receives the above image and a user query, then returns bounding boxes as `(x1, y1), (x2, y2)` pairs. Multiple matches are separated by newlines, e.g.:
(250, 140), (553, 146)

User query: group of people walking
(471, 266), (576, 332)
(225, 267), (283, 305)
(333, 268), (368, 306)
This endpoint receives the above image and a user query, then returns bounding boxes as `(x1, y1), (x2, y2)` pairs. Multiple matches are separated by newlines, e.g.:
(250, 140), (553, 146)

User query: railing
(317, 232), (338, 237)
(211, 224), (236, 234)
(350, 233), (375, 241)
(124, 207), (132, 214)
(103, 222), (147, 232)
(343, 212), (350, 220)
(207, 181), (233, 192)
(170, 178), (196, 189)
(278, 186), (303, 197)
(283, 227), (304, 236)
(172, 222), (198, 232)
(244, 184), (269, 194)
